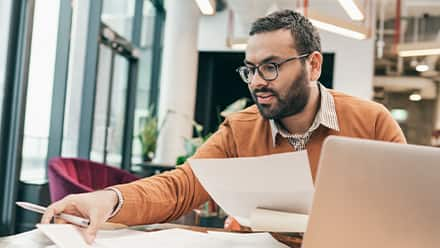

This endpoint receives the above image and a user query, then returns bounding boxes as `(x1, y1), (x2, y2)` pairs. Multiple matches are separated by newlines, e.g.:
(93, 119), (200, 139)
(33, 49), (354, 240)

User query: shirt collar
(269, 82), (340, 147)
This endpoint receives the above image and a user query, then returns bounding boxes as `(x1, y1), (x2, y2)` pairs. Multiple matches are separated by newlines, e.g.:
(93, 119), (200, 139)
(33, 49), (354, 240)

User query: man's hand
(224, 216), (251, 231)
(41, 190), (119, 244)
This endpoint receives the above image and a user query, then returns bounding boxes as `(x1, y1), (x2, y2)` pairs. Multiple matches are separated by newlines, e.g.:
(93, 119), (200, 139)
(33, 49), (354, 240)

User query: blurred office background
(0, 0), (439, 235)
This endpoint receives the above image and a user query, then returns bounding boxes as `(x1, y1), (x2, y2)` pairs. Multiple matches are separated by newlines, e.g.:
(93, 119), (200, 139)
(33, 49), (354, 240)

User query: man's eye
(262, 64), (277, 72)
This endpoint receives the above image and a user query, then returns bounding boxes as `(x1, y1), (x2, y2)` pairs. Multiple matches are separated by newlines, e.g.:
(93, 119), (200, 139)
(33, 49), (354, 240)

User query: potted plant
(138, 107), (159, 162)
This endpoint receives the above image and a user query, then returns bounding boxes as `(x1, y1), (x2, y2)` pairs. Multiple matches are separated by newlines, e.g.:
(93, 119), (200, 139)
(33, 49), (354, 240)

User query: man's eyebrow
(244, 55), (282, 66)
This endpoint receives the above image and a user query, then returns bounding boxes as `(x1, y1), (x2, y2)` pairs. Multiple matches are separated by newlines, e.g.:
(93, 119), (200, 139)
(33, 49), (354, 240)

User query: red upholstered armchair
(48, 157), (139, 202)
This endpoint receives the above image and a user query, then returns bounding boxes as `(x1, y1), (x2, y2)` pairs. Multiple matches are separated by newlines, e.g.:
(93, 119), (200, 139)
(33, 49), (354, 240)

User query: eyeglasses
(236, 54), (309, 84)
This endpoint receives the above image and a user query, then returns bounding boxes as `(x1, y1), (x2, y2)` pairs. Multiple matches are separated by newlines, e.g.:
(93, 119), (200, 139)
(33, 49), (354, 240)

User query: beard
(251, 65), (310, 120)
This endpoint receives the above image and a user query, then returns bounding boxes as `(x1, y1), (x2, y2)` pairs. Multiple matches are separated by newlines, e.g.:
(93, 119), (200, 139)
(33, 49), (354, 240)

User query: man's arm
(108, 118), (236, 226)
(374, 105), (407, 144)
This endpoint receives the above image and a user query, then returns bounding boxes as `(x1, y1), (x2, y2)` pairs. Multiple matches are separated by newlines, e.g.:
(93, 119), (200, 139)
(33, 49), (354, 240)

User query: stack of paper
(189, 151), (314, 232)
(37, 224), (289, 248)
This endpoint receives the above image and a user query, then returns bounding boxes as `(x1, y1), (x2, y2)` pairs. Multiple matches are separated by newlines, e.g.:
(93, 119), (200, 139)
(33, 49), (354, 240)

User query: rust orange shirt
(110, 90), (406, 226)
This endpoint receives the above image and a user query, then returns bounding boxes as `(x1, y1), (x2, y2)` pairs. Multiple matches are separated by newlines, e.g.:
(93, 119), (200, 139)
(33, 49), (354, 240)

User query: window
(131, 0), (160, 164)
(20, 0), (60, 181)
(101, 0), (136, 40)
(61, 0), (88, 157)
(90, 35), (130, 167)
(0, 0), (13, 125)
(90, 45), (113, 164)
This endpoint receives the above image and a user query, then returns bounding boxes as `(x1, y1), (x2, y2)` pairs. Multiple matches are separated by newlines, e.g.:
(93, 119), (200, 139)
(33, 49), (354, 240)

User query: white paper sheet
(250, 208), (309, 232)
(37, 224), (103, 248)
(37, 224), (148, 248)
(189, 151), (314, 227)
(37, 225), (288, 248)
(207, 231), (289, 248)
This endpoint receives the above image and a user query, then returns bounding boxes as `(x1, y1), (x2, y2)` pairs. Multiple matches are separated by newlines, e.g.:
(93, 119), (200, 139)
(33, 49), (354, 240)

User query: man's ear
(307, 51), (323, 81)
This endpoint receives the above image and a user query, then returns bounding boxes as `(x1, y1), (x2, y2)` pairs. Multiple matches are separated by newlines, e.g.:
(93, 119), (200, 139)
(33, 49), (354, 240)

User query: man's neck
(279, 82), (320, 135)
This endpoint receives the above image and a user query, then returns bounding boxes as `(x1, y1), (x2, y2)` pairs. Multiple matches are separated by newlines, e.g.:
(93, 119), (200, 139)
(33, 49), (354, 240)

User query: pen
(16, 201), (90, 228)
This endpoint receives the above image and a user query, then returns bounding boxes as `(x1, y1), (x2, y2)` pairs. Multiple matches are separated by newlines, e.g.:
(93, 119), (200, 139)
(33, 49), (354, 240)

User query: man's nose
(249, 71), (269, 89)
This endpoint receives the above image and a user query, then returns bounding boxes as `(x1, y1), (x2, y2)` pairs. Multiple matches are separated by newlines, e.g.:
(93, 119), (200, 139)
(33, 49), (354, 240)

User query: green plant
(138, 107), (159, 161)
(175, 98), (249, 165)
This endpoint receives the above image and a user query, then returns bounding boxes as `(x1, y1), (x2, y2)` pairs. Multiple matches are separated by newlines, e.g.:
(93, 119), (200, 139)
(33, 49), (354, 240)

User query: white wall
(154, 0), (201, 164)
(320, 30), (374, 99)
(198, 11), (234, 52)
(198, 11), (375, 100)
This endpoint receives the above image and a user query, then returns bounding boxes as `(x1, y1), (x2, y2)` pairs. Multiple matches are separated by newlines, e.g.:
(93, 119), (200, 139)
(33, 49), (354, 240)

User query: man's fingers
(84, 220), (101, 244)
(54, 217), (68, 224)
(41, 204), (66, 224)
(77, 227), (95, 245)
(41, 207), (56, 224)
(41, 197), (71, 224)
(84, 229), (96, 244)
(83, 209), (106, 244)
(224, 216), (232, 229)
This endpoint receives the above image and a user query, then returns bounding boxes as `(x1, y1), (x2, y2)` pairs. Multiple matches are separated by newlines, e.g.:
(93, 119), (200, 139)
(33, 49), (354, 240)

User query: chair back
(48, 157), (139, 202)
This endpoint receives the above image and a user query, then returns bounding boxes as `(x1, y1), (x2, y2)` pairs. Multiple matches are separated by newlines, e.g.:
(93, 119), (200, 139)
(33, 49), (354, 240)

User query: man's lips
(256, 93), (275, 104)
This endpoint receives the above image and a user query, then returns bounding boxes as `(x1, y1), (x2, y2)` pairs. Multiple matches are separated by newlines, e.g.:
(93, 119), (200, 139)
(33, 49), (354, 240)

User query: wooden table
(0, 223), (303, 248)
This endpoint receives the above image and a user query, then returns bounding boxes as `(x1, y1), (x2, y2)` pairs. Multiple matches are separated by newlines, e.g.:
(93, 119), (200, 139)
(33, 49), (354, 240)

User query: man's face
(245, 29), (311, 120)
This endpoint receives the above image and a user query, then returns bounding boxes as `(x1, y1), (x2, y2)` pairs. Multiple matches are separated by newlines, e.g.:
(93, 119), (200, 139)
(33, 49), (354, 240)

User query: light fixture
(227, 37), (247, 50)
(410, 58), (418, 67)
(231, 43), (247, 50)
(398, 41), (440, 57)
(337, 0), (364, 21)
(308, 11), (369, 40)
(310, 19), (367, 39)
(195, 0), (216, 15)
(390, 109), (408, 123)
(409, 90), (422, 102)
(415, 64), (429, 72)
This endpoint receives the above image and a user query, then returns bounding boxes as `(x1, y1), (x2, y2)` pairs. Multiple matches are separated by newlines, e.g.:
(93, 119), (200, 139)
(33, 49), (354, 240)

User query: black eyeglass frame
(236, 53), (309, 84)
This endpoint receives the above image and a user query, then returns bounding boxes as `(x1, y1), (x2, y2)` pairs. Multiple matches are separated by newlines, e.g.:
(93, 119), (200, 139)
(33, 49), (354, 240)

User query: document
(250, 208), (309, 233)
(189, 151), (314, 231)
(207, 231), (289, 247)
(37, 224), (288, 248)
(37, 224), (147, 248)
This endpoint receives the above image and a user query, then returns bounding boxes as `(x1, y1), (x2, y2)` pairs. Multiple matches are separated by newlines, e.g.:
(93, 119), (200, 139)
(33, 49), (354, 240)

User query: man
(41, 10), (405, 243)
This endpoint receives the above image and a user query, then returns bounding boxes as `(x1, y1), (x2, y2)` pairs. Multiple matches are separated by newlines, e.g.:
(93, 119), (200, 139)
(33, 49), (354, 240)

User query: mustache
(252, 87), (278, 96)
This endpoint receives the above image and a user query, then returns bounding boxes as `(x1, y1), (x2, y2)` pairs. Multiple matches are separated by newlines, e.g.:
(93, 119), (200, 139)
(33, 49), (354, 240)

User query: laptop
(302, 136), (440, 248)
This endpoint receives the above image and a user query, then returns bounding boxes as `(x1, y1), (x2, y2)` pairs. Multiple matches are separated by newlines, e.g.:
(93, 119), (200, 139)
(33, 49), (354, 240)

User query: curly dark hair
(249, 10), (321, 54)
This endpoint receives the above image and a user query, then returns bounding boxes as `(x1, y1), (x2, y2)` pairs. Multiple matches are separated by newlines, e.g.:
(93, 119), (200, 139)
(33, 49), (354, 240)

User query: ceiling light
(398, 41), (440, 57)
(231, 43), (247, 50)
(338, 0), (364, 21)
(195, 0), (216, 15)
(308, 11), (368, 40)
(415, 64), (429, 72)
(310, 19), (366, 39)
(390, 109), (408, 123)
(227, 37), (247, 50)
(409, 91), (422, 101)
